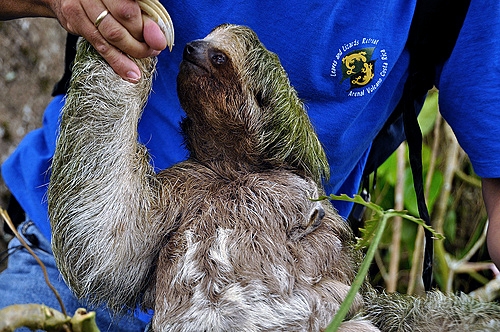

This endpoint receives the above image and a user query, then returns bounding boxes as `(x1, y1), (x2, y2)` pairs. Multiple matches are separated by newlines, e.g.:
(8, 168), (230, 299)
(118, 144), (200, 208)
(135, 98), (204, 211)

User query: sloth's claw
(138, 0), (175, 51)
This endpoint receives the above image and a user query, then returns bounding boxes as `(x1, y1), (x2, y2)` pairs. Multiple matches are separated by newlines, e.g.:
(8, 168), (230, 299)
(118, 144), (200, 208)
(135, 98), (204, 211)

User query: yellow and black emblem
(341, 47), (376, 90)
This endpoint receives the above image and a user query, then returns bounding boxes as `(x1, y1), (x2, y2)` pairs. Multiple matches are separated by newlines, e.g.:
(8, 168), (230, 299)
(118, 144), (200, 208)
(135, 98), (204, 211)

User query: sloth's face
(176, 24), (278, 118)
(180, 39), (231, 77)
(176, 24), (247, 92)
(176, 25), (257, 126)
(178, 23), (260, 77)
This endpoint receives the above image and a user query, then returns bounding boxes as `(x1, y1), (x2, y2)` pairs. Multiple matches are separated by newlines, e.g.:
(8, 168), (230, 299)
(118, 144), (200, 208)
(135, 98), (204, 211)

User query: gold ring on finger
(94, 10), (109, 28)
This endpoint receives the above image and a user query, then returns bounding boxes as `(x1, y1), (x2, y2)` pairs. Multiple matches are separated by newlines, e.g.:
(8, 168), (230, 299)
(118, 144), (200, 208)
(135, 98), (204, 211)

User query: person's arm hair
(0, 0), (55, 20)
(483, 178), (500, 268)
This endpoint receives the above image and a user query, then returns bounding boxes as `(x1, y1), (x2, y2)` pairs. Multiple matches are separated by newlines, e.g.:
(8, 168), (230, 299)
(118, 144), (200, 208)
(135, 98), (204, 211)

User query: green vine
(318, 194), (443, 332)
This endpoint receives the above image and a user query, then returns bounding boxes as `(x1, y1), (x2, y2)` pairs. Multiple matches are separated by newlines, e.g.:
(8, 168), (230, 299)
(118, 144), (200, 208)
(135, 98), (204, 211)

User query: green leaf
(418, 90), (439, 136)
(388, 210), (444, 240)
(376, 149), (401, 187)
(319, 193), (384, 216)
(320, 194), (444, 240)
(355, 218), (379, 249)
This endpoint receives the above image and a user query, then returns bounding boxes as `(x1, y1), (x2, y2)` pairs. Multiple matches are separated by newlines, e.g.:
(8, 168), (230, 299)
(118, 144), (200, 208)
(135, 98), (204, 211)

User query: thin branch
(0, 304), (101, 332)
(407, 227), (425, 295)
(0, 304), (69, 331)
(424, 112), (442, 199)
(0, 209), (67, 317)
(446, 220), (491, 292)
(459, 220), (488, 264)
(433, 122), (460, 293)
(375, 248), (389, 283)
(454, 169), (482, 188)
(387, 143), (405, 292)
(469, 271), (500, 302)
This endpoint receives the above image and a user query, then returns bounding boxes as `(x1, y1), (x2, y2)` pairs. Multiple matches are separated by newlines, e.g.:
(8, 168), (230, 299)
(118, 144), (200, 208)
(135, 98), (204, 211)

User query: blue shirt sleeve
(438, 0), (500, 178)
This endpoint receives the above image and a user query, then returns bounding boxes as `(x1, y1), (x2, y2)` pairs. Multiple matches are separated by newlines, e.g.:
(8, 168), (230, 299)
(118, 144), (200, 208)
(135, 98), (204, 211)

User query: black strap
(4, 195), (25, 235)
(52, 33), (79, 96)
(401, 82), (434, 290)
(405, 0), (471, 291)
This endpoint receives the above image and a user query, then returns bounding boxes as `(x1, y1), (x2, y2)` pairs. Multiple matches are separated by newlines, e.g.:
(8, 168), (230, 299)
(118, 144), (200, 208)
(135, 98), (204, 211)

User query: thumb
(143, 15), (167, 52)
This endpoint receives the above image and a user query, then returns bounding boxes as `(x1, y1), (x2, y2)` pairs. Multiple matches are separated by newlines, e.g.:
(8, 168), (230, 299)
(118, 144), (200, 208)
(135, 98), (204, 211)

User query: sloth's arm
(47, 2), (174, 312)
(48, 39), (164, 312)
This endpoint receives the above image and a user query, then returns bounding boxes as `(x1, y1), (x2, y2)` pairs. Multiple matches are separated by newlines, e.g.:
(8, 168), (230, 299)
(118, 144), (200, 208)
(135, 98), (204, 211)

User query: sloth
(48, 24), (377, 331)
(48, 23), (500, 331)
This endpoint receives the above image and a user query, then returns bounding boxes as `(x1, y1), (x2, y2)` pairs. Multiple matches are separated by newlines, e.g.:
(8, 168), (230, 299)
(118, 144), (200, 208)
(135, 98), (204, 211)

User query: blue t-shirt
(2, 0), (500, 241)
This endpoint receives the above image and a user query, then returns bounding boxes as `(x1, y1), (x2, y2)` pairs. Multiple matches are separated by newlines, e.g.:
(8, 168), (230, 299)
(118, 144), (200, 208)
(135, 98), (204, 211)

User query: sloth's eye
(210, 52), (227, 66)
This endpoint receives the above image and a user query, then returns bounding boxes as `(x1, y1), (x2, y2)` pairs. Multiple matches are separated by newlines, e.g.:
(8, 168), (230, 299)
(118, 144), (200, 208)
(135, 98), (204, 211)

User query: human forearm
(482, 178), (500, 267)
(0, 0), (56, 20)
(1, 0), (169, 82)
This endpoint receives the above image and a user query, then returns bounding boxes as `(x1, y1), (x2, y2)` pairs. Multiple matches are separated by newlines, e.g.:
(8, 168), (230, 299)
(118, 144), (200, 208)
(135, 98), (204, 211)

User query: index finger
(94, 10), (154, 58)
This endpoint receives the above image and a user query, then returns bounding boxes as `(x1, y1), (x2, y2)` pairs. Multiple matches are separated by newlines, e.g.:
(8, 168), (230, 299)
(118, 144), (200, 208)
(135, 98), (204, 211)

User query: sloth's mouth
(181, 59), (210, 74)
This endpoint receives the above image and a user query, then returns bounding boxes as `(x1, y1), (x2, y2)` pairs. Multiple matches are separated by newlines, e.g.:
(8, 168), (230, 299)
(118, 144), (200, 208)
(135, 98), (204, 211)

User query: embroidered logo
(330, 38), (388, 97)
(341, 48), (376, 89)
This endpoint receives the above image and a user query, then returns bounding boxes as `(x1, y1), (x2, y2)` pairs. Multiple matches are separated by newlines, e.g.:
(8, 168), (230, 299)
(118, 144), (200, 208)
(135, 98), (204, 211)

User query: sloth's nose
(183, 40), (209, 61)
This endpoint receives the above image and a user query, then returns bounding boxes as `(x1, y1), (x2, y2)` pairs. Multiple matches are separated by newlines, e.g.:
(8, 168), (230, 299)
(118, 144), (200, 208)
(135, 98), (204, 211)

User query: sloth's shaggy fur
(364, 290), (500, 332)
(49, 24), (376, 331)
(48, 24), (500, 331)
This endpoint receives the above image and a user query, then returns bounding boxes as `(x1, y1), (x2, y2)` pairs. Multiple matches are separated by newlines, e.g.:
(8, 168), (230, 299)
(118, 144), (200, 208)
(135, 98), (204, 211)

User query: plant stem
(325, 212), (389, 331)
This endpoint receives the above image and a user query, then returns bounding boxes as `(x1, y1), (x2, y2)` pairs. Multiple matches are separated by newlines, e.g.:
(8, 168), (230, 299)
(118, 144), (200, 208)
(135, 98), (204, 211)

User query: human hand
(53, 0), (169, 82)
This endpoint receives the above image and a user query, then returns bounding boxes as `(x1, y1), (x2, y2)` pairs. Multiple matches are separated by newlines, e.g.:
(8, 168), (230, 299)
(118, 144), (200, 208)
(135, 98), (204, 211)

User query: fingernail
(151, 50), (161, 57)
(126, 71), (141, 83)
